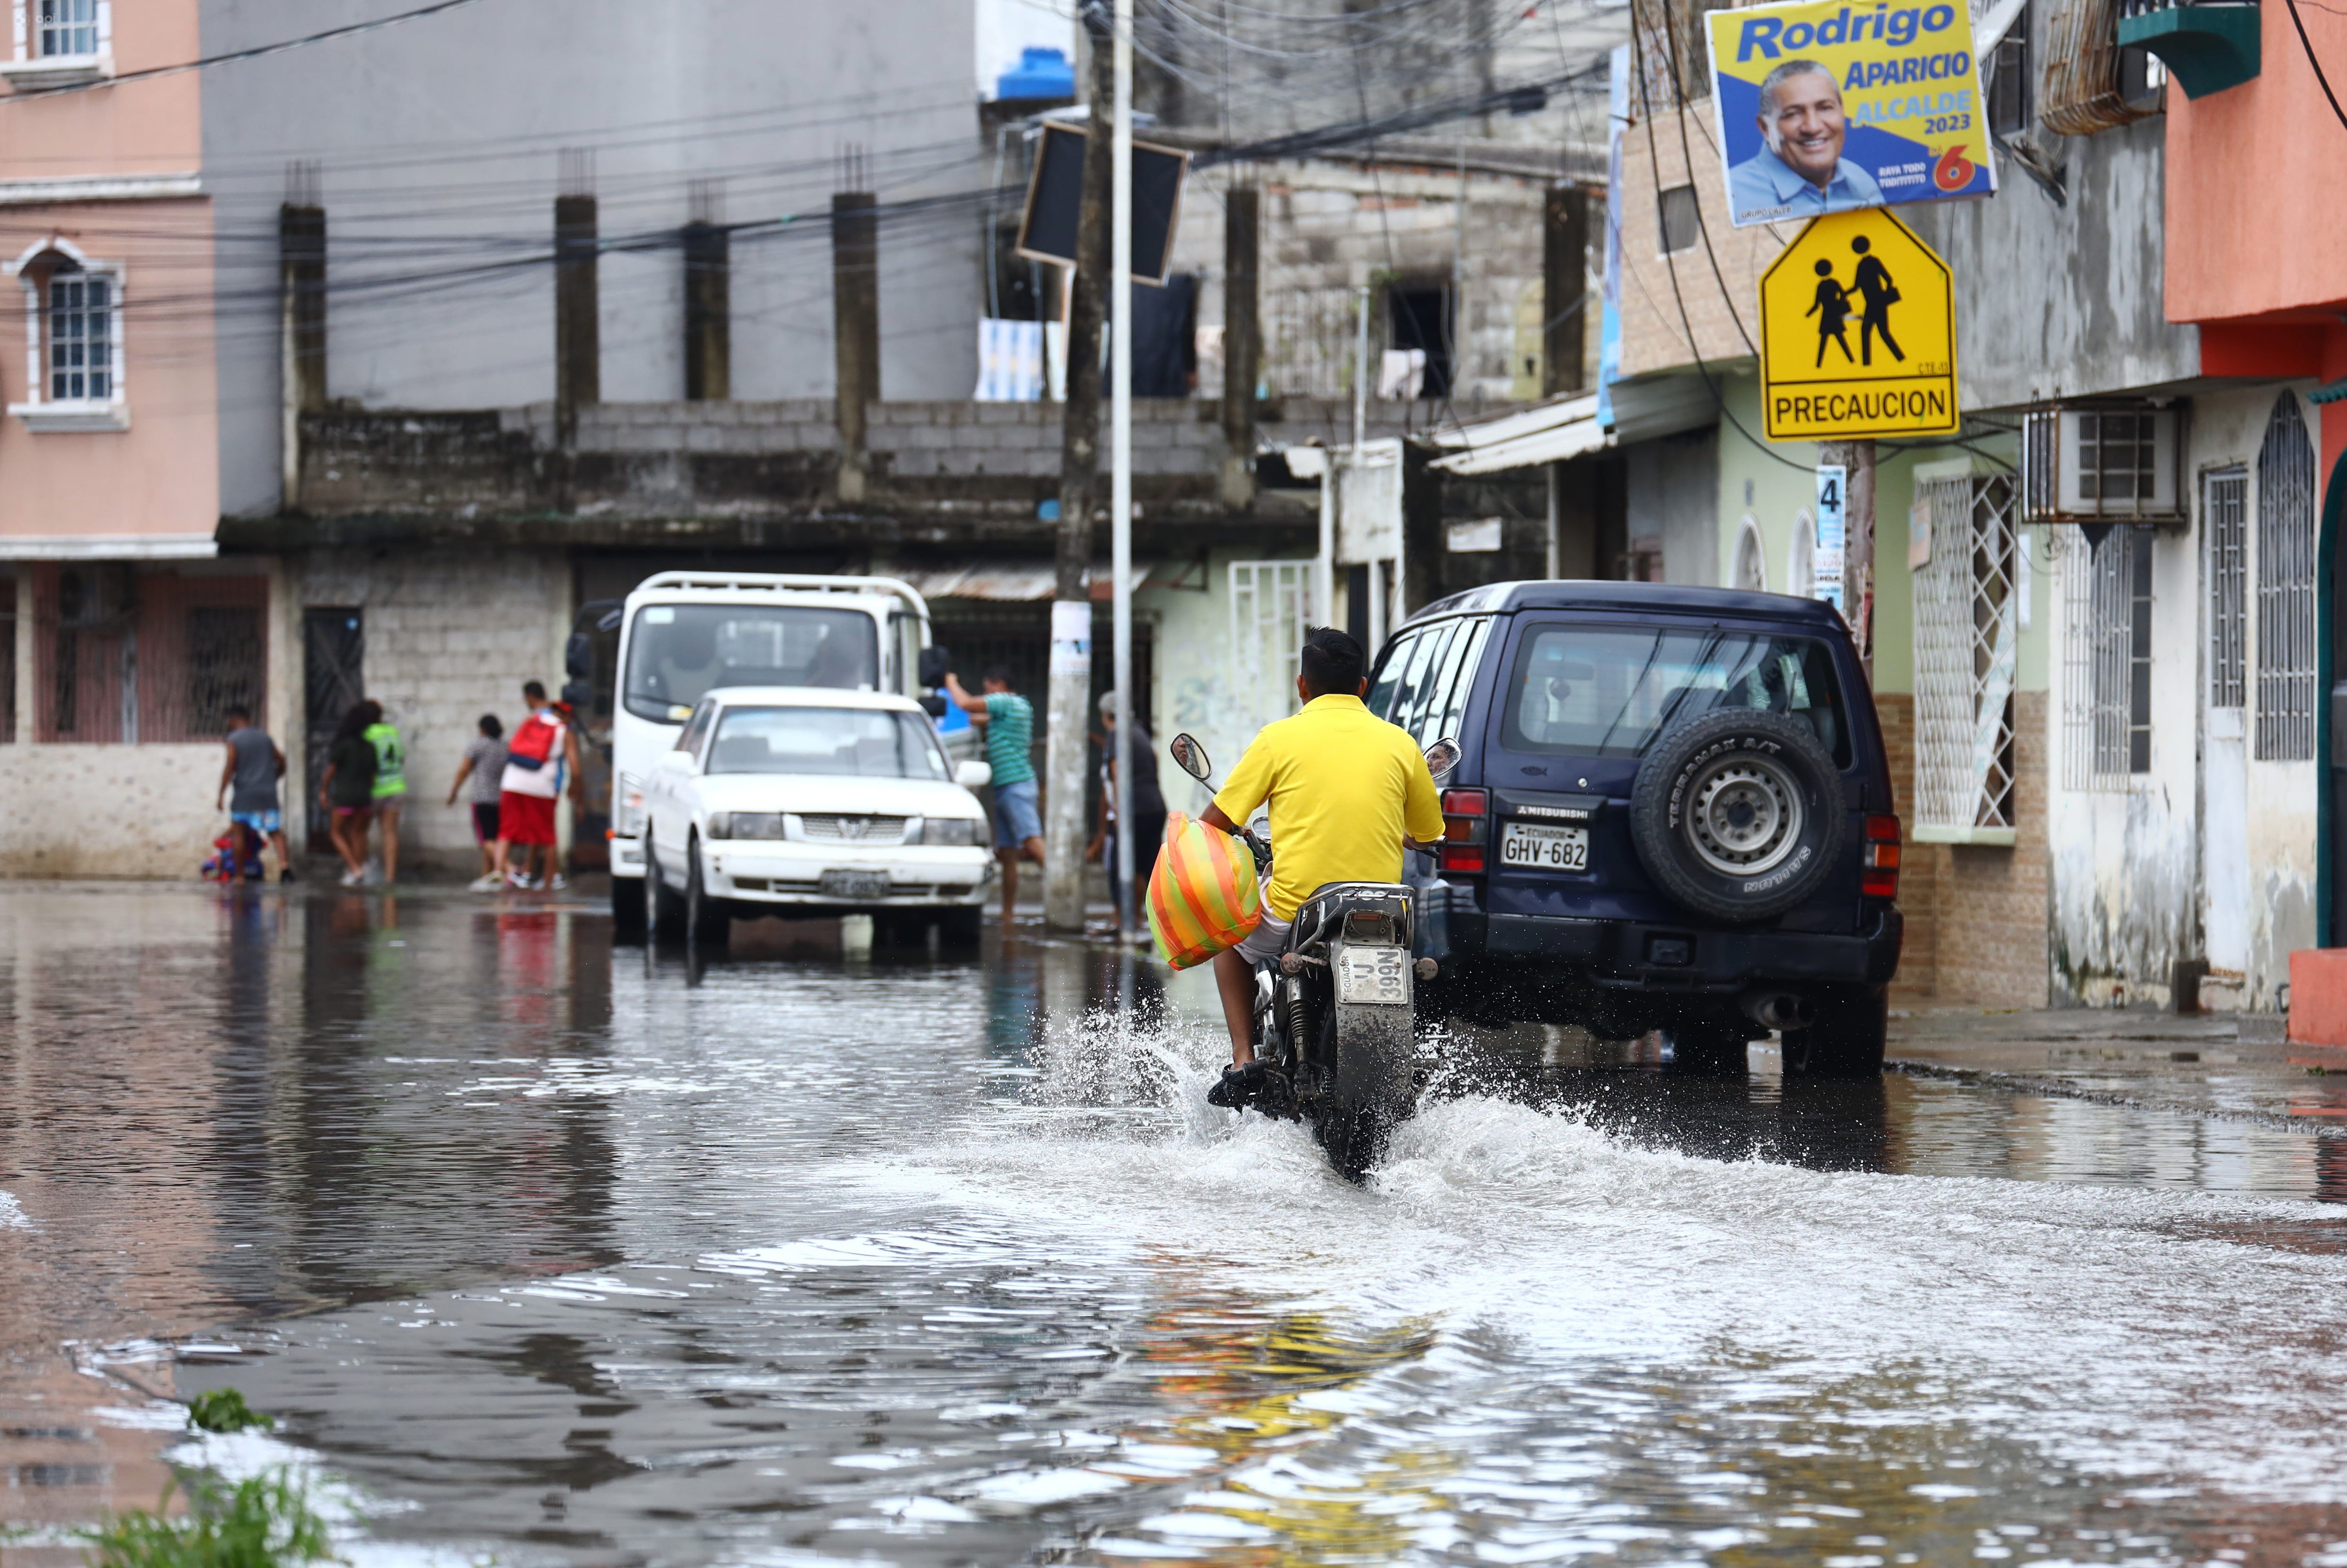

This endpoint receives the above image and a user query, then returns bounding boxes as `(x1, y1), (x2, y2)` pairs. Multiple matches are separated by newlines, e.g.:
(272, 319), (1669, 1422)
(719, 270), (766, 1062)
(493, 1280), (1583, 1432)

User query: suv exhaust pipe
(1741, 991), (1814, 1032)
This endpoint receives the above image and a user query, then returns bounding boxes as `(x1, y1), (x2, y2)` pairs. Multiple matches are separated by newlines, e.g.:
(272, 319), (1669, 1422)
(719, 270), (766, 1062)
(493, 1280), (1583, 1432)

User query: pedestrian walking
(215, 704), (293, 883)
(1087, 690), (1166, 929)
(446, 713), (508, 881)
(317, 700), (378, 887)
(483, 681), (583, 892)
(364, 705), (408, 885)
(943, 664), (1041, 925)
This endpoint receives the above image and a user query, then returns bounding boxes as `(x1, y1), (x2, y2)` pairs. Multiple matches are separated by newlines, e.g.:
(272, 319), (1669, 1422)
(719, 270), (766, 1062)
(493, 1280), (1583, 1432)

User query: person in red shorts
(479, 681), (583, 892)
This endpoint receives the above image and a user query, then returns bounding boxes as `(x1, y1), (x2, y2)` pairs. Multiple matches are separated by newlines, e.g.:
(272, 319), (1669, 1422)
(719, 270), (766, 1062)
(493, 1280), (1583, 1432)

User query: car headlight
(920, 817), (982, 846)
(709, 812), (787, 841)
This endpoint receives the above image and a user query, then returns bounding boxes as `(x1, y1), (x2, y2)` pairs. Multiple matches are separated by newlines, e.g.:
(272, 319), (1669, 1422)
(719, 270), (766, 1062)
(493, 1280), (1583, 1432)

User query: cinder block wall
(0, 746), (232, 878)
(1878, 690), (2053, 1008)
(296, 547), (571, 875)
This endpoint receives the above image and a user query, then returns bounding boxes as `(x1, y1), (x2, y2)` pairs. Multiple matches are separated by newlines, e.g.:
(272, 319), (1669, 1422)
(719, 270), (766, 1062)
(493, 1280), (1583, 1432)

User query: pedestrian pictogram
(1759, 207), (1957, 441)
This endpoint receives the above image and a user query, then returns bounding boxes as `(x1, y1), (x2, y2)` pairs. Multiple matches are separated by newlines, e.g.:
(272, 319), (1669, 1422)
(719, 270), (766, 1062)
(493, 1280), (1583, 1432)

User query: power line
(3, 0), (497, 102)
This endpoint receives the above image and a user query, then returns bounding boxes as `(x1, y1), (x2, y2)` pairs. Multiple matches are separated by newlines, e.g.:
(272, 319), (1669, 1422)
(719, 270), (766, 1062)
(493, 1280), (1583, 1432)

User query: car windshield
(1499, 625), (1850, 764)
(624, 605), (877, 722)
(705, 706), (948, 780)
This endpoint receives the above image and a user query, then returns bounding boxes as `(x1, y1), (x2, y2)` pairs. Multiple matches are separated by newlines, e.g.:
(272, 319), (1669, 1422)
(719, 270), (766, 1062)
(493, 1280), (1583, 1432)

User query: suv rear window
(1499, 624), (1850, 765)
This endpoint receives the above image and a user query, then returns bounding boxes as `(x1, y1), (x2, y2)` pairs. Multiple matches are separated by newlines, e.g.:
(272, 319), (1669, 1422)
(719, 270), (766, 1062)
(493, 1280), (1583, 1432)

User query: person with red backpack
(476, 681), (583, 892)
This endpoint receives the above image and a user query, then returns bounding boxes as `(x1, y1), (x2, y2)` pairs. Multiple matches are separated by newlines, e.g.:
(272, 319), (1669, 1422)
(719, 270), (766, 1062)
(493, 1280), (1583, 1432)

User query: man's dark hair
(1298, 627), (1365, 697)
(981, 664), (1015, 689)
(223, 704), (250, 723)
(522, 680), (546, 701)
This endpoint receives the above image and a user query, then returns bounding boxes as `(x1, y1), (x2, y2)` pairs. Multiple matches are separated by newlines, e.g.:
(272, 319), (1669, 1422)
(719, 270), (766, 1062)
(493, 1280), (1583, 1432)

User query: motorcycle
(1166, 731), (1460, 1180)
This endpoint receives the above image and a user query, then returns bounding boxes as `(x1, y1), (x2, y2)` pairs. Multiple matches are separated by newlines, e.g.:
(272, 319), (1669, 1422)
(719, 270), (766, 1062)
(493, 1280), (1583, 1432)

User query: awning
(1425, 392), (1607, 475)
(899, 560), (1170, 603)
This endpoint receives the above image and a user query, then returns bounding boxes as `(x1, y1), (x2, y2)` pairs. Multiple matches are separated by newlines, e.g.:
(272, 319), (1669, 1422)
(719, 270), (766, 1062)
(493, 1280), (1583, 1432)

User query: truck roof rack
(628, 571), (929, 619)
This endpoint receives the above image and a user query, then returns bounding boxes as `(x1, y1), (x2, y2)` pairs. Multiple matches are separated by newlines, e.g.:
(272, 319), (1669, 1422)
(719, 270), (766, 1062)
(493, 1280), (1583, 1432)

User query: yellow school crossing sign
(1759, 208), (1957, 441)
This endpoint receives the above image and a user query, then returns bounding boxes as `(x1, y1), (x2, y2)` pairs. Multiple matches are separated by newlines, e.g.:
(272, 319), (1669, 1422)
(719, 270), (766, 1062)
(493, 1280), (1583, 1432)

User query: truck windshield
(1499, 625), (1850, 765)
(623, 605), (877, 722)
(706, 707), (947, 780)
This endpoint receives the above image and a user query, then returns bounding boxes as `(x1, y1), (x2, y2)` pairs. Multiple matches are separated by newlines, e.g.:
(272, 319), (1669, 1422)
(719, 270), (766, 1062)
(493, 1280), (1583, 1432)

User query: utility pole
(1825, 438), (1877, 682)
(1111, 0), (1136, 937)
(1045, 9), (1113, 932)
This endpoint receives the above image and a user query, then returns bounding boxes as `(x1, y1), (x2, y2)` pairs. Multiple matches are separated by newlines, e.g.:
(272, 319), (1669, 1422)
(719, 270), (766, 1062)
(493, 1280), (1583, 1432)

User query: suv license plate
(1335, 946), (1411, 1007)
(1500, 822), (1589, 871)
(819, 870), (890, 901)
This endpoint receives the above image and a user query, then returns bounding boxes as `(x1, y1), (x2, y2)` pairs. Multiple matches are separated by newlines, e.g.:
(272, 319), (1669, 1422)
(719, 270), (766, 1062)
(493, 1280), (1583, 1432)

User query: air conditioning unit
(2021, 402), (2187, 525)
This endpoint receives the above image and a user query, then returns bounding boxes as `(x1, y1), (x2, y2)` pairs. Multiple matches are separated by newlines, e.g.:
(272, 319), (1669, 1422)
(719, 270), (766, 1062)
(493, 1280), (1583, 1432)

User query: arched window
(2255, 390), (2316, 759)
(3, 236), (126, 430)
(1787, 507), (1817, 599)
(1731, 514), (1767, 590)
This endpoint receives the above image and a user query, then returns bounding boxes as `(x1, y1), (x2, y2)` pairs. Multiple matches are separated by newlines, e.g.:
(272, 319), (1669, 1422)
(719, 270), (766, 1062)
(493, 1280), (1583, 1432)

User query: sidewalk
(1889, 1006), (2347, 1133)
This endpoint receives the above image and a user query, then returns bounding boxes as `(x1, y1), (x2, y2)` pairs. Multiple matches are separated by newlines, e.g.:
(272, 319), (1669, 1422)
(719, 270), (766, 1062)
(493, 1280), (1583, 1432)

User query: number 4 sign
(1813, 464), (1847, 612)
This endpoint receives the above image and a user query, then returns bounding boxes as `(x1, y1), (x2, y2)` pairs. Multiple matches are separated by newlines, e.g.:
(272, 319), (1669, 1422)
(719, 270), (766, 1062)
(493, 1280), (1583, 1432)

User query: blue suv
(1367, 581), (1903, 1074)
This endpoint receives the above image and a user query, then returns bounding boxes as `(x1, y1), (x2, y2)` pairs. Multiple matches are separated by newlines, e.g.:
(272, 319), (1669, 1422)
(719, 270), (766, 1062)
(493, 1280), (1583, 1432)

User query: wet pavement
(6, 884), (2347, 1567)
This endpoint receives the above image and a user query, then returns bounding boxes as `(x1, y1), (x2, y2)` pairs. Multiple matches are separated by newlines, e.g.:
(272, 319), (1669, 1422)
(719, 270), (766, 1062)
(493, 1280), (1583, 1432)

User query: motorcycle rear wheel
(1311, 1100), (1392, 1183)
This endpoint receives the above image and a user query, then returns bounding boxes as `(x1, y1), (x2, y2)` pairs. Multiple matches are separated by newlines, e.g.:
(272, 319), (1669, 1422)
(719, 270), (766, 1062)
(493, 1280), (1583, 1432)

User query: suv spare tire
(1629, 708), (1845, 924)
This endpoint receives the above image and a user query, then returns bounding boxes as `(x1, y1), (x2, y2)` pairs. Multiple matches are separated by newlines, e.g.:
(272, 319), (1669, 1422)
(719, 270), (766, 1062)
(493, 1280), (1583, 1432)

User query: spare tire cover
(1628, 708), (1846, 924)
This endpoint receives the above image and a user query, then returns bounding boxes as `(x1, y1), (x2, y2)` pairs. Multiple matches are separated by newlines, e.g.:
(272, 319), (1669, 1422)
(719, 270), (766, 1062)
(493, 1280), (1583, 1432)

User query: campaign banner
(1705, 0), (1995, 229)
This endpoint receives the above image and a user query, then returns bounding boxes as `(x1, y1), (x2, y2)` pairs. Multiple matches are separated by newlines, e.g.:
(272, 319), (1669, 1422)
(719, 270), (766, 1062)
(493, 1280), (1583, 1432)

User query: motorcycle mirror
(1424, 736), (1460, 785)
(1169, 732), (1212, 781)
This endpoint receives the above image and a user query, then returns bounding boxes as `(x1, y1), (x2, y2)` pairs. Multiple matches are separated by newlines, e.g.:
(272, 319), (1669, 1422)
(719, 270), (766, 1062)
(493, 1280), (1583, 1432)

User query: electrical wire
(3, 0), (497, 102)
(2284, 0), (2347, 132)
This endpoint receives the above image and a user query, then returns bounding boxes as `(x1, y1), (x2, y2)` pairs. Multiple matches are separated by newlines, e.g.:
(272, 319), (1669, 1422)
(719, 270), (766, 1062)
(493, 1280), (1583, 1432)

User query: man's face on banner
(1759, 67), (1848, 187)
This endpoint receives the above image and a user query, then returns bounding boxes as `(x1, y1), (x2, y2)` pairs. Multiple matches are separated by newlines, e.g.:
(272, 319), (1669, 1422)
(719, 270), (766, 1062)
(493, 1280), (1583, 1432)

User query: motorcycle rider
(1198, 627), (1445, 1108)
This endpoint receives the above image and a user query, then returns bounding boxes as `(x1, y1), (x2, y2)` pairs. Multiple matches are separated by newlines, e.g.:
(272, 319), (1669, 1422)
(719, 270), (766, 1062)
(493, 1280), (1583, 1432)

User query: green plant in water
(185, 1390), (273, 1435)
(82, 1471), (335, 1568)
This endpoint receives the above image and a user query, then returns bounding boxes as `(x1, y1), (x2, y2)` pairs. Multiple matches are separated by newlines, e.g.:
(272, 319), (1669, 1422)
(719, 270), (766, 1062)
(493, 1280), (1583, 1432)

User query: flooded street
(8, 887), (2347, 1567)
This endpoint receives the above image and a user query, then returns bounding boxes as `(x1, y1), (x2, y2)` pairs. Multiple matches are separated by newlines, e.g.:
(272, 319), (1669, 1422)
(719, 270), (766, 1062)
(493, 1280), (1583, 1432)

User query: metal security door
(303, 607), (364, 852)
(2202, 470), (2250, 978)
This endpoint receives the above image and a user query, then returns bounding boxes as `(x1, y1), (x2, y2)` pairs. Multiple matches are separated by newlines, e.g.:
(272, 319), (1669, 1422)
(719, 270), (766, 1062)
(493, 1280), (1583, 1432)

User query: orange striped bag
(1146, 811), (1263, 969)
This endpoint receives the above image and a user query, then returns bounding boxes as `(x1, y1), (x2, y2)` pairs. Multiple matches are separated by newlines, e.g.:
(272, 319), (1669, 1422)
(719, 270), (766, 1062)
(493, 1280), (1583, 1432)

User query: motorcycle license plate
(1500, 822), (1589, 871)
(1336, 946), (1411, 1006)
(819, 870), (890, 901)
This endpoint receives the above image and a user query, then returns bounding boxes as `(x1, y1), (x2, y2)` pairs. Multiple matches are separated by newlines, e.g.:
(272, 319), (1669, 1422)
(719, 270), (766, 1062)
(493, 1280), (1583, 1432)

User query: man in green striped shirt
(945, 665), (1043, 925)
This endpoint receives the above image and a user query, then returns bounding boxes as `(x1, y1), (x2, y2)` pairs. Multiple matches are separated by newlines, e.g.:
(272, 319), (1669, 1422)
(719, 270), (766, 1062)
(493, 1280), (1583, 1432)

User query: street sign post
(1758, 207), (1957, 441)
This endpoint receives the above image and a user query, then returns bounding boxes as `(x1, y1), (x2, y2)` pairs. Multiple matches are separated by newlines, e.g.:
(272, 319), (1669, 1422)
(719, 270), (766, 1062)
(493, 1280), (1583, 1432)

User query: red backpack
(506, 710), (561, 771)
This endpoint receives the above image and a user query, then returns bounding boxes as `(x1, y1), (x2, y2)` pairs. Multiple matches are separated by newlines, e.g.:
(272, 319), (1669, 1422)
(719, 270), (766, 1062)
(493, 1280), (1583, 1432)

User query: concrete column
(265, 555), (303, 819)
(1220, 185), (1260, 509)
(1542, 184), (1590, 397)
(831, 190), (879, 502)
(1824, 438), (1877, 679)
(11, 568), (31, 744)
(554, 193), (599, 445)
(279, 201), (325, 511)
(682, 219), (730, 401)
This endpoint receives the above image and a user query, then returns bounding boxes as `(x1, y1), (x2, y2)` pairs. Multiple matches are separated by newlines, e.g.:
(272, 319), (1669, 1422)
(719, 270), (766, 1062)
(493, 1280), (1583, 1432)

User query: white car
(639, 687), (995, 948)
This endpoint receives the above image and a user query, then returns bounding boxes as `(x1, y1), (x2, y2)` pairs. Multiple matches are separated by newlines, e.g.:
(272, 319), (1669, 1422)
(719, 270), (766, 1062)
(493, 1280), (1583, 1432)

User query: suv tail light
(1862, 814), (1901, 900)
(1440, 788), (1488, 874)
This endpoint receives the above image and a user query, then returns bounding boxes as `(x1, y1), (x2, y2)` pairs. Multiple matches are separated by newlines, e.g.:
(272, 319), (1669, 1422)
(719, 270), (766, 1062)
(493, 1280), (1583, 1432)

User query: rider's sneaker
(1206, 1059), (1270, 1109)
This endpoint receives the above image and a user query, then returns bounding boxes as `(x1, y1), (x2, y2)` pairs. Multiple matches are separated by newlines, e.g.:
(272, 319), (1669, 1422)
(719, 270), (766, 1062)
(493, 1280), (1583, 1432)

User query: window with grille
(35, 568), (266, 744)
(1228, 560), (1315, 733)
(47, 266), (109, 400)
(2255, 392), (2316, 760)
(2205, 467), (2246, 711)
(2060, 526), (2152, 788)
(36, 0), (95, 56)
(1912, 474), (2020, 831)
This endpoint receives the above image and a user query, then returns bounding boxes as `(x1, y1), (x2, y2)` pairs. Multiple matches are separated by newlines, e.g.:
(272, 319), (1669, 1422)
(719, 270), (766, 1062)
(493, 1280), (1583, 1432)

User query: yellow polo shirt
(1212, 694), (1446, 921)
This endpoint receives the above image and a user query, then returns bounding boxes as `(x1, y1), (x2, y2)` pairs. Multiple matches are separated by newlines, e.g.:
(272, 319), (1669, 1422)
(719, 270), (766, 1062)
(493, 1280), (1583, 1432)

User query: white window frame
(1911, 469), (2020, 841)
(2255, 391), (2317, 762)
(1731, 514), (1767, 591)
(2060, 524), (2152, 791)
(1787, 507), (1816, 599)
(1229, 559), (1315, 733)
(4, 235), (128, 431)
(0, 0), (110, 88)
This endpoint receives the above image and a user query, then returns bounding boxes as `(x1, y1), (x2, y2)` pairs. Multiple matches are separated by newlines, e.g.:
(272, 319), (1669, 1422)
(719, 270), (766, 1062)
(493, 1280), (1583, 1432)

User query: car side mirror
(1169, 732), (1211, 781)
(917, 693), (947, 719)
(1424, 736), (1460, 786)
(665, 748), (696, 773)
(955, 759), (992, 789)
(565, 630), (595, 681)
(919, 646), (951, 687)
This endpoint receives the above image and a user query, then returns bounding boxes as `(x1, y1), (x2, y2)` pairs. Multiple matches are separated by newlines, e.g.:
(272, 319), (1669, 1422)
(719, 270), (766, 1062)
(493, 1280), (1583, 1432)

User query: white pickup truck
(601, 571), (958, 941)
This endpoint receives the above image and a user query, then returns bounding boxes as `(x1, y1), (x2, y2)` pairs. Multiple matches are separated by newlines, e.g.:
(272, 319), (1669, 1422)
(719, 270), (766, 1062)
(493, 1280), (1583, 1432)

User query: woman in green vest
(364, 704), (408, 886)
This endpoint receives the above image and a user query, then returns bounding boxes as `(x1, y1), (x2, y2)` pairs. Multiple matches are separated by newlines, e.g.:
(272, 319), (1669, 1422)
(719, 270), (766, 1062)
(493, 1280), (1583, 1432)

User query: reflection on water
(5, 889), (2347, 1567)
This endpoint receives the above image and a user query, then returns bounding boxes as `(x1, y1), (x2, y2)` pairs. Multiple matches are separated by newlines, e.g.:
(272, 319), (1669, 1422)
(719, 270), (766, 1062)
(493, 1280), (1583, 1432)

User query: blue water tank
(996, 46), (1074, 102)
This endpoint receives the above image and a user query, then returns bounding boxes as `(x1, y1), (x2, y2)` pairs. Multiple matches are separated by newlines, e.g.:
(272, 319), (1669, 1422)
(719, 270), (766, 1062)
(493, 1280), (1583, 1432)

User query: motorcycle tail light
(1440, 788), (1488, 875)
(1862, 813), (1901, 900)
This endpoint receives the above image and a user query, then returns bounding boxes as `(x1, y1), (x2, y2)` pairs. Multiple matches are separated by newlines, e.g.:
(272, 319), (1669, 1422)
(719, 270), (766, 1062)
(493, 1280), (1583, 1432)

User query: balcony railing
(2115, 0), (2260, 98)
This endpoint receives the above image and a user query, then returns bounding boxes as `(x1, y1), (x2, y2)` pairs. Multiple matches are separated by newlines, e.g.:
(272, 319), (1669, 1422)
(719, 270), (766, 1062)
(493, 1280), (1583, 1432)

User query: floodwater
(7, 887), (2347, 1568)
